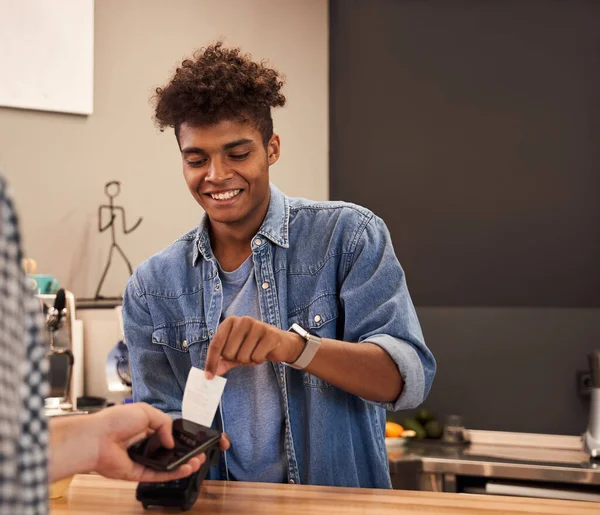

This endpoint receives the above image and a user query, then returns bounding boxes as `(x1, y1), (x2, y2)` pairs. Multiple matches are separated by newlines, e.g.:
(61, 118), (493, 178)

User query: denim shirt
(123, 183), (436, 488)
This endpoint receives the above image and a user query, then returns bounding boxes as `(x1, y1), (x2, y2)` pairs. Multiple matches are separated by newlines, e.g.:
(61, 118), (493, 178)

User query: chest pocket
(152, 321), (209, 369)
(288, 293), (339, 389)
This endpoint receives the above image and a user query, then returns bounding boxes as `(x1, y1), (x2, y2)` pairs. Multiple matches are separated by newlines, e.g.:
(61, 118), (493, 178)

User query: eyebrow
(181, 138), (254, 155)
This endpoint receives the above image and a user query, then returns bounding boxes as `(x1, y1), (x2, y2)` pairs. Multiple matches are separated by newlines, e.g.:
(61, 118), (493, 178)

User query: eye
(229, 152), (250, 161)
(186, 159), (207, 168)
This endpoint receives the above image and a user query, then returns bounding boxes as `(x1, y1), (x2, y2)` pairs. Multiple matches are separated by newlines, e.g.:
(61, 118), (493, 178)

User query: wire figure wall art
(95, 181), (142, 299)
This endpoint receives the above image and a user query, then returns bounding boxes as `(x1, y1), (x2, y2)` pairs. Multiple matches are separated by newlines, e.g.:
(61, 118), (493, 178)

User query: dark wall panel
(414, 307), (600, 436)
(330, 0), (600, 307)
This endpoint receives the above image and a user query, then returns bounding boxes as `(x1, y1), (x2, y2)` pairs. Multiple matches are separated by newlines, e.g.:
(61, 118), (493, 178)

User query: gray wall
(330, 1), (600, 434)
(330, 0), (600, 307)
(416, 307), (600, 436)
(0, 0), (328, 300)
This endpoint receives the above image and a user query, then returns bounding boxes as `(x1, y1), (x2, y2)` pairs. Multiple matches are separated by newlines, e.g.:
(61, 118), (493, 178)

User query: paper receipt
(182, 367), (227, 427)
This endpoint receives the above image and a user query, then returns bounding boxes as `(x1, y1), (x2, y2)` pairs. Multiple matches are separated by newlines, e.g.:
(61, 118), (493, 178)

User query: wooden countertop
(50, 474), (599, 515)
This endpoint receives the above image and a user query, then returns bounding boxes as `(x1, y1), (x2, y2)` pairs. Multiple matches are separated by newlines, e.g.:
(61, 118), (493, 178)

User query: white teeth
(210, 189), (241, 200)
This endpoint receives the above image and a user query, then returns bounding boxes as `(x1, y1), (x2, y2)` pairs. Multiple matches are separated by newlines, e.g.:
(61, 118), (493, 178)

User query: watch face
(290, 323), (309, 339)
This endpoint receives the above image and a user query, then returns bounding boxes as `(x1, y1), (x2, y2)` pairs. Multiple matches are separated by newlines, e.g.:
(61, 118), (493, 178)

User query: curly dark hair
(153, 42), (286, 146)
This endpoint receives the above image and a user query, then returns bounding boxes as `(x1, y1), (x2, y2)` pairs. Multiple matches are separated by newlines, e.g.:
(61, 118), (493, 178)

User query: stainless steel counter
(387, 430), (600, 500)
(389, 442), (600, 485)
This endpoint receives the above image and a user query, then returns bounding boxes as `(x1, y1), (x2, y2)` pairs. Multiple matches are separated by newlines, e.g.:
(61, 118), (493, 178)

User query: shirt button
(288, 479), (295, 484)
(215, 283), (220, 291)
(262, 282), (270, 290)
(313, 315), (321, 324)
(182, 340), (188, 350)
(254, 238), (262, 246)
(209, 330), (214, 337)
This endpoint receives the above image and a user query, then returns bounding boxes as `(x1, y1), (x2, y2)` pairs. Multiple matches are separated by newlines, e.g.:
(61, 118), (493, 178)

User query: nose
(206, 158), (232, 182)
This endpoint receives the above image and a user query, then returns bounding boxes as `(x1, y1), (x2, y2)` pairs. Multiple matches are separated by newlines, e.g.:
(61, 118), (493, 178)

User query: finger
(123, 429), (152, 449)
(137, 403), (175, 448)
(220, 433), (231, 451)
(235, 323), (262, 364)
(250, 334), (275, 364)
(205, 319), (233, 379)
(221, 318), (249, 362)
(135, 454), (205, 483)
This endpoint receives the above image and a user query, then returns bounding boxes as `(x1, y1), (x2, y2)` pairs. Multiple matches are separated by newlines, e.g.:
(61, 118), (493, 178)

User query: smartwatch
(287, 323), (322, 370)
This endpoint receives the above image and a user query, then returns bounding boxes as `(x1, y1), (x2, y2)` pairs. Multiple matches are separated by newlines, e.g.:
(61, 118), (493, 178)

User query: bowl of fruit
(385, 422), (415, 449)
(385, 408), (444, 449)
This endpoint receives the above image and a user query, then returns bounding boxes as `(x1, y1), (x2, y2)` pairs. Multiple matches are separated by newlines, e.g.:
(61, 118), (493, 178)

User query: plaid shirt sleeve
(0, 176), (49, 515)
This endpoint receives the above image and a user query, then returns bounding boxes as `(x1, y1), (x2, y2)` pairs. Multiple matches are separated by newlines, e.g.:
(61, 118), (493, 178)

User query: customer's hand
(205, 316), (304, 379)
(49, 404), (232, 483)
(87, 403), (205, 482)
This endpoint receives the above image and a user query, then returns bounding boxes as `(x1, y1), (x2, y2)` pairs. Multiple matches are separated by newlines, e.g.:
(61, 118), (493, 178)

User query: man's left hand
(204, 316), (304, 379)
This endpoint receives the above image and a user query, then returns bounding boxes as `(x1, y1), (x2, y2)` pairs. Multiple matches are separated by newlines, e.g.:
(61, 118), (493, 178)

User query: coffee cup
(28, 274), (59, 294)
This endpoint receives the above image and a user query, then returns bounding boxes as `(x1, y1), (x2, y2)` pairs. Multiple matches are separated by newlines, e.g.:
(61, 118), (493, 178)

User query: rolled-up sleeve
(365, 334), (425, 411)
(339, 214), (436, 411)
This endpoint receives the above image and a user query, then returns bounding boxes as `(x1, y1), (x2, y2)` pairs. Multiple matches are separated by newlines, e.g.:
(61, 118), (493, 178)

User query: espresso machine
(583, 350), (600, 459)
(39, 289), (84, 414)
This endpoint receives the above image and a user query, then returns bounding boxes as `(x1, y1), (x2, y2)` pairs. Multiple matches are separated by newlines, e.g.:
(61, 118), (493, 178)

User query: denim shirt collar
(193, 183), (290, 264)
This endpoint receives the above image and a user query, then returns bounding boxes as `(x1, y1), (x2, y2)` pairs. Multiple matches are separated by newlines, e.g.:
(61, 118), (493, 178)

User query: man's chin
(206, 213), (243, 225)
(198, 202), (239, 221)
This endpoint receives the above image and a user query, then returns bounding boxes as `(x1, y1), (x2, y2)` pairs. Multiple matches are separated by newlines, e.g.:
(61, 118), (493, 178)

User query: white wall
(0, 0), (94, 115)
(0, 0), (329, 300)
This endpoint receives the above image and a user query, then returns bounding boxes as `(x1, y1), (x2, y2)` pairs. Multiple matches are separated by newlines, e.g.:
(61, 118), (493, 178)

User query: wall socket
(577, 370), (593, 398)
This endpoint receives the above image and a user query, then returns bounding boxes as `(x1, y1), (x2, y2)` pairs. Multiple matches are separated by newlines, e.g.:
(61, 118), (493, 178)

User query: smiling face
(179, 119), (280, 238)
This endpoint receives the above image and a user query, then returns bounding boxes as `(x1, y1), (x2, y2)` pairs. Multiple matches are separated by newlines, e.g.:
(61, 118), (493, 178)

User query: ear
(267, 134), (281, 166)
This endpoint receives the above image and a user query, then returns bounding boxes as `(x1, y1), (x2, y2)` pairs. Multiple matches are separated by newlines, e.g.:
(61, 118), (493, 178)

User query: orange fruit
(385, 421), (404, 438)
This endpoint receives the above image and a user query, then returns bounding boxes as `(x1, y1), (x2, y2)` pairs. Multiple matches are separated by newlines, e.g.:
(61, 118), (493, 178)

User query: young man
(124, 43), (436, 488)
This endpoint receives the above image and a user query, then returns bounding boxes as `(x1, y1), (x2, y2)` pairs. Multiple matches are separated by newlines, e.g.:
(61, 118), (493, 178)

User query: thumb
(216, 358), (239, 376)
